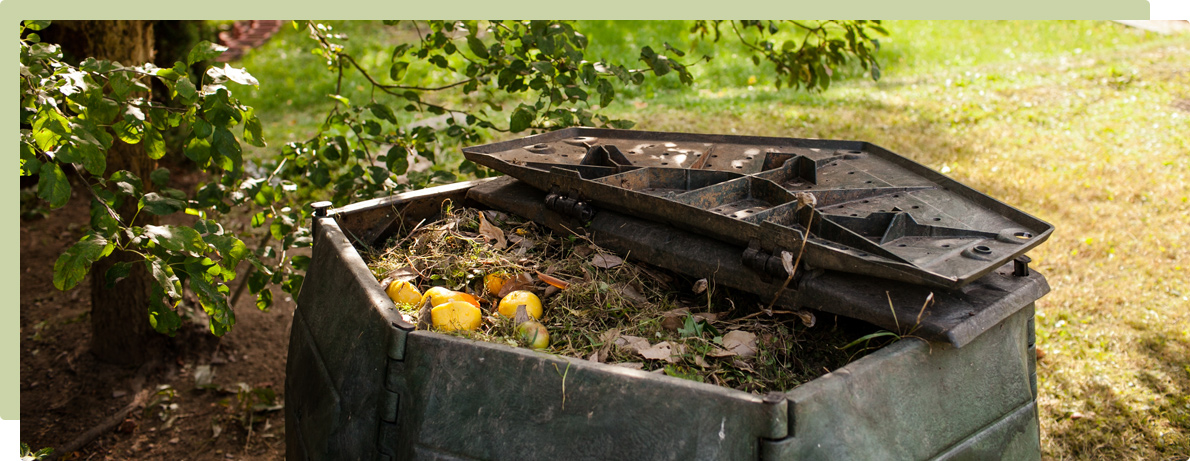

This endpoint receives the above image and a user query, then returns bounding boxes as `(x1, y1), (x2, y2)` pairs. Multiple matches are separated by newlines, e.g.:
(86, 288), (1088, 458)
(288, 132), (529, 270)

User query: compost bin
(286, 128), (1051, 460)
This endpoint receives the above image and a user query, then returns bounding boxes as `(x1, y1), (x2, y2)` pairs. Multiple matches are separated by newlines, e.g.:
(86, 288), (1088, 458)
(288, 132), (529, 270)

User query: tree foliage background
(19, 19), (886, 363)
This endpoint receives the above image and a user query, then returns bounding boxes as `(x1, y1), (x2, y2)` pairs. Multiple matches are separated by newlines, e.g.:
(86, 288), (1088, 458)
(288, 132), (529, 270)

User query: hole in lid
(735, 166), (743, 169)
(933, 217), (942, 221)
(942, 244), (951, 248)
(831, 163), (838, 166)
(1013, 231), (1033, 239)
(865, 180), (873, 184)
(912, 205), (920, 209)
(711, 154), (719, 158)
(974, 245), (992, 254)
(850, 213), (858, 217)
(706, 163), (713, 167)
(862, 200), (870, 203)
(661, 162), (669, 165)
(848, 171), (856, 175)
(897, 244), (907, 247)
(532, 143), (548, 149)
(847, 150), (862, 154)
(858, 252), (868, 257)
(743, 210), (753, 214)
(561, 154), (568, 157)
(893, 194), (900, 198)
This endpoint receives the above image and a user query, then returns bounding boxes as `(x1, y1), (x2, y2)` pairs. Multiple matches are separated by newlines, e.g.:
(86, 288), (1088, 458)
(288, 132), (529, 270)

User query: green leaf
(149, 168), (171, 187)
(187, 267), (234, 336)
(510, 104), (535, 132)
(207, 63), (259, 86)
(146, 257), (182, 299)
(842, 330), (901, 350)
(52, 233), (114, 291)
(110, 170), (143, 196)
(368, 103), (398, 124)
(87, 98), (120, 125)
(143, 224), (207, 254)
(391, 43), (412, 59)
(187, 40), (228, 65)
(38, 162), (71, 208)
(244, 115), (266, 147)
(143, 125), (166, 159)
(184, 136), (212, 164)
(23, 20), (51, 31)
(205, 234), (250, 274)
(389, 61), (409, 82)
(112, 118), (143, 144)
(193, 116), (213, 138)
(147, 284), (182, 334)
(256, 288), (274, 311)
(212, 126), (242, 171)
(175, 77), (198, 102)
(104, 261), (134, 288)
(466, 36), (489, 59)
(328, 94), (351, 106)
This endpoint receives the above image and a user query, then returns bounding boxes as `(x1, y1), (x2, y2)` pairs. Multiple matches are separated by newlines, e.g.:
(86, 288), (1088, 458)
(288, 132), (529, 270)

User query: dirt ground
(19, 181), (291, 460)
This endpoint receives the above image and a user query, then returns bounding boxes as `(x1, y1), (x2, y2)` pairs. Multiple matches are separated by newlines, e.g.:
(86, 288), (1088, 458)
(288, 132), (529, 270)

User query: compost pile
(364, 205), (874, 394)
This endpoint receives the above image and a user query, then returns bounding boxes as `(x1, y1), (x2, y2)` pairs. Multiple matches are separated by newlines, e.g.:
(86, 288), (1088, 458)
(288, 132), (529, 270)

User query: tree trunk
(53, 21), (164, 366)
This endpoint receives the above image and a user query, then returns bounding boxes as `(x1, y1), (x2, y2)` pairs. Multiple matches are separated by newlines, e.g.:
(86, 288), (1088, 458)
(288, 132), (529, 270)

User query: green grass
(235, 20), (1190, 459)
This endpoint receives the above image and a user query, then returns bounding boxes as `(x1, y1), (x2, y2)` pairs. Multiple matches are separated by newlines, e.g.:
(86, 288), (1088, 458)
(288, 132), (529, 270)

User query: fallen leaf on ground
(591, 254), (623, 269)
(194, 364), (215, 388)
(722, 330), (758, 358)
(386, 266), (419, 283)
(795, 310), (816, 327)
(660, 308), (692, 331)
(478, 211), (507, 250)
(497, 273), (535, 298)
(616, 362), (644, 370)
(537, 271), (570, 289)
(612, 282), (648, 306)
(638, 341), (676, 362)
(613, 335), (650, 354)
(692, 354), (710, 368)
(692, 278), (708, 294)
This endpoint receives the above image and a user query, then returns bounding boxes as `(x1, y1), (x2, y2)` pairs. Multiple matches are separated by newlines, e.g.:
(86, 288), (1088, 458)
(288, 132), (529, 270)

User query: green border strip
(0, 0), (1151, 424)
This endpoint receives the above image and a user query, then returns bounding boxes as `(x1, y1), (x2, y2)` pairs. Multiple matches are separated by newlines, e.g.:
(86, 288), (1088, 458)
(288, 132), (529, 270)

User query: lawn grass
(236, 20), (1190, 459)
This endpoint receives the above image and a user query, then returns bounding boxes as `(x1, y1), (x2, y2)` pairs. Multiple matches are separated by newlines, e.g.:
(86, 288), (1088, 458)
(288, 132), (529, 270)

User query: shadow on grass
(1042, 326), (1190, 460)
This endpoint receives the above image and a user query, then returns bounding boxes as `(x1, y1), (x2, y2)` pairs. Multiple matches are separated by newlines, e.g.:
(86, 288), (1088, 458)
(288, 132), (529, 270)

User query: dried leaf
(722, 330), (758, 358)
(587, 351), (602, 363)
(795, 310), (816, 328)
(692, 354), (710, 368)
(537, 271), (570, 289)
(795, 191), (817, 209)
(387, 266), (419, 283)
(780, 251), (795, 276)
(612, 282), (648, 306)
(591, 254), (623, 269)
(541, 285), (561, 300)
(613, 334), (650, 354)
(573, 244), (594, 257)
(194, 364), (215, 388)
(692, 278), (708, 294)
(497, 272), (535, 298)
(706, 347), (736, 358)
(660, 308), (692, 331)
(638, 341), (675, 362)
(478, 211), (506, 250)
(415, 297), (433, 331)
(694, 312), (718, 323)
(615, 362), (644, 370)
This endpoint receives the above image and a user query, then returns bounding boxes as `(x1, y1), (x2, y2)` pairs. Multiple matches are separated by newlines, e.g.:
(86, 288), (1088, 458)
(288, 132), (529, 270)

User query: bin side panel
(391, 331), (785, 461)
(286, 217), (404, 460)
(932, 400), (1041, 461)
(761, 305), (1035, 460)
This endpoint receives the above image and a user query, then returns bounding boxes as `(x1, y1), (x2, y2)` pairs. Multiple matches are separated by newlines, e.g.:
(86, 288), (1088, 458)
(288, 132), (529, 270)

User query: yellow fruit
(517, 320), (550, 349)
(385, 280), (422, 306)
(484, 272), (511, 295)
(497, 290), (542, 320)
(422, 286), (481, 310)
(431, 301), (483, 332)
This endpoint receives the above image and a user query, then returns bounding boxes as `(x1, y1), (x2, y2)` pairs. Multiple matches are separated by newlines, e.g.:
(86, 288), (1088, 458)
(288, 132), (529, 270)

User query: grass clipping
(365, 206), (869, 394)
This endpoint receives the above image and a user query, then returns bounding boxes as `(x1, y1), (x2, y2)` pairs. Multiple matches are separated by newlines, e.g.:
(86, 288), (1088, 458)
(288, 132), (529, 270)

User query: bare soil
(20, 182), (290, 460)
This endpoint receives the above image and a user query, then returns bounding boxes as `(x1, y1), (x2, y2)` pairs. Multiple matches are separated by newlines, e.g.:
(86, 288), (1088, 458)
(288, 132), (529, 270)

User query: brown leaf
(660, 308), (692, 331)
(478, 211), (507, 250)
(615, 362), (644, 370)
(536, 271), (570, 289)
(497, 273), (535, 298)
(693, 312), (718, 323)
(692, 354), (710, 368)
(722, 330), (758, 358)
(692, 278), (708, 294)
(415, 297), (433, 331)
(612, 282), (648, 306)
(613, 334), (650, 354)
(573, 244), (594, 257)
(638, 341), (675, 362)
(795, 310), (816, 328)
(590, 254), (623, 269)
